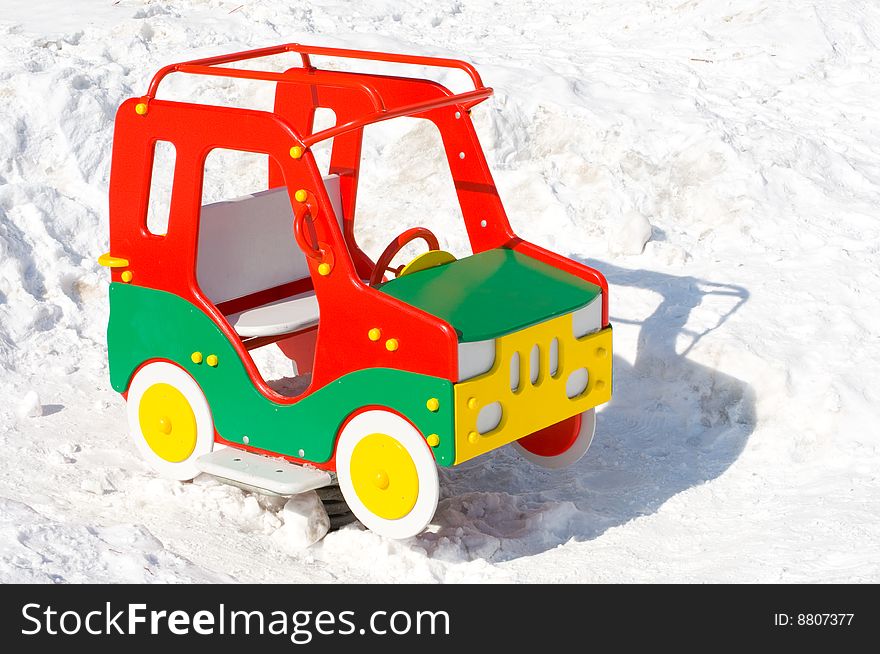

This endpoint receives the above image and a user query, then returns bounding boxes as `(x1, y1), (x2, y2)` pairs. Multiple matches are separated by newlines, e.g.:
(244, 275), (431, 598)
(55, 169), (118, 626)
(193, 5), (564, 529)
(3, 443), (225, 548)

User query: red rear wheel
(513, 409), (596, 469)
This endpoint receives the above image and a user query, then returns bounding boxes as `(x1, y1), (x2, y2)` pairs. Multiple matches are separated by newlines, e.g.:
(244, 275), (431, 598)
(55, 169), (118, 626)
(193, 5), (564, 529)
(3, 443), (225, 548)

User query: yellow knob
(206, 354), (219, 367)
(596, 347), (607, 358)
(468, 431), (479, 443)
(295, 189), (308, 202)
(385, 338), (399, 352)
(289, 145), (304, 159)
(467, 397), (478, 410)
(318, 262), (331, 276)
(426, 398), (440, 412)
(191, 351), (203, 364)
(135, 102), (147, 115)
(374, 470), (390, 490)
(120, 270), (133, 283)
(368, 328), (381, 341)
(595, 379), (606, 390)
(426, 434), (440, 447)
(157, 417), (172, 435)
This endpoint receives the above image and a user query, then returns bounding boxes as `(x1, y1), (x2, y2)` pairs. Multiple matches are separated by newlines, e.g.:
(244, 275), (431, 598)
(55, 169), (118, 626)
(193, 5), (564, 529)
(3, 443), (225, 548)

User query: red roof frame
(143, 43), (494, 149)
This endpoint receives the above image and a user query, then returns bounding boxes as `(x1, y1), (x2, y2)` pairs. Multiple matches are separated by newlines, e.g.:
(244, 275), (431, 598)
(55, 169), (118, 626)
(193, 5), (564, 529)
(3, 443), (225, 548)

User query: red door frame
(109, 97), (458, 403)
(269, 68), (609, 325)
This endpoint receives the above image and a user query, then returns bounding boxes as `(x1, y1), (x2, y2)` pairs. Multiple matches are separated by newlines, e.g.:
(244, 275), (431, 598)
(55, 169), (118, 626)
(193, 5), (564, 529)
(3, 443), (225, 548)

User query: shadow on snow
(423, 259), (755, 562)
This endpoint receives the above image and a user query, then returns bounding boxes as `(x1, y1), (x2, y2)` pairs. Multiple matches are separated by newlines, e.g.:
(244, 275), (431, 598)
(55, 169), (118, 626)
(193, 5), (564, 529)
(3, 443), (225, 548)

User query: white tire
(126, 361), (214, 480)
(335, 410), (439, 539)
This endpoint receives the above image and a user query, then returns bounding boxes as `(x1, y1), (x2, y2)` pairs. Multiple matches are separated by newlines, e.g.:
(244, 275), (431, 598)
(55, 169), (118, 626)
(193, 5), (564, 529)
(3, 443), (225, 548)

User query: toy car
(100, 43), (612, 539)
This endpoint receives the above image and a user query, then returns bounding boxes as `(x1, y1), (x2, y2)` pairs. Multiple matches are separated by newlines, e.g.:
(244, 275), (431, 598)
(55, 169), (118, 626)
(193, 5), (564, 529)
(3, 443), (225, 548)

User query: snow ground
(0, 0), (878, 583)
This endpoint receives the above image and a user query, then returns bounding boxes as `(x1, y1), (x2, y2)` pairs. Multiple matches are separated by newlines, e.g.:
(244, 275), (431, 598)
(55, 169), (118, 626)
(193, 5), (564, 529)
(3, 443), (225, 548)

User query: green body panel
(108, 284), (456, 466)
(379, 248), (602, 342)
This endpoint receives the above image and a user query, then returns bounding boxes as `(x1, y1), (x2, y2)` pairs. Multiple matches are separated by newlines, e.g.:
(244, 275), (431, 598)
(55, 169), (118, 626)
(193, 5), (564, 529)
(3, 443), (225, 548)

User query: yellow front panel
(453, 319), (612, 464)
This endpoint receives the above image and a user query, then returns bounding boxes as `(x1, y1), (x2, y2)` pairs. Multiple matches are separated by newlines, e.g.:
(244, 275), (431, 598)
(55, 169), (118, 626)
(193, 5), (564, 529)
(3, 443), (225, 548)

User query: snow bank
(0, 498), (227, 583)
(0, 0), (878, 582)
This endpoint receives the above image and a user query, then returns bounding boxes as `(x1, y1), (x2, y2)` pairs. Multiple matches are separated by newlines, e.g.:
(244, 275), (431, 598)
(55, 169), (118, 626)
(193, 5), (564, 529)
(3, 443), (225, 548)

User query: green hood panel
(107, 284), (455, 466)
(379, 248), (601, 342)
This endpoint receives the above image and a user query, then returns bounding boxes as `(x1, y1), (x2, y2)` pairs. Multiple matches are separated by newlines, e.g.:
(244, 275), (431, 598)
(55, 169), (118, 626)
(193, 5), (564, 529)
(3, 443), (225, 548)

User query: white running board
(196, 448), (332, 497)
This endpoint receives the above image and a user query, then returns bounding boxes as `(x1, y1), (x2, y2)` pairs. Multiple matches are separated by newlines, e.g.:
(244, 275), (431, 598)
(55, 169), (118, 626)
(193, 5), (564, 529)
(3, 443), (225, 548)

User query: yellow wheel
(126, 362), (214, 480)
(336, 410), (439, 539)
(138, 383), (198, 463)
(349, 433), (420, 520)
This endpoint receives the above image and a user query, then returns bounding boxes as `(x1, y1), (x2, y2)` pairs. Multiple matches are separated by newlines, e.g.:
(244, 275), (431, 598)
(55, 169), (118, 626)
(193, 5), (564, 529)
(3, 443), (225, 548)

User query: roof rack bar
(284, 43), (485, 90)
(180, 43), (304, 68)
(175, 63), (386, 111)
(146, 42), (486, 102)
(302, 87), (493, 147)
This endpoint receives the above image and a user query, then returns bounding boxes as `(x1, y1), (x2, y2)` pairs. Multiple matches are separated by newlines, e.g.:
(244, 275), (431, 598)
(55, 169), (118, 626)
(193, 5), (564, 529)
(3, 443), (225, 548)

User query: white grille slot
(510, 351), (521, 391)
(529, 344), (540, 385)
(549, 337), (560, 377)
(566, 367), (589, 399)
(477, 402), (503, 434)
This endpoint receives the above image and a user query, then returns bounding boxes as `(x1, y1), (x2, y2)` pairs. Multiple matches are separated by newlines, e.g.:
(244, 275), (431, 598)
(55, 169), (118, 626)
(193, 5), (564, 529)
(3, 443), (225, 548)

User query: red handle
(292, 196), (324, 262)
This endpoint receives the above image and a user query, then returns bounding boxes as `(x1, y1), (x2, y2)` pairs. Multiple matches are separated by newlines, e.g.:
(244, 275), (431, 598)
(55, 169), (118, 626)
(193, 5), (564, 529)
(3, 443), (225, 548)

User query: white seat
(230, 293), (319, 338)
(197, 175), (343, 305)
(196, 175), (342, 340)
